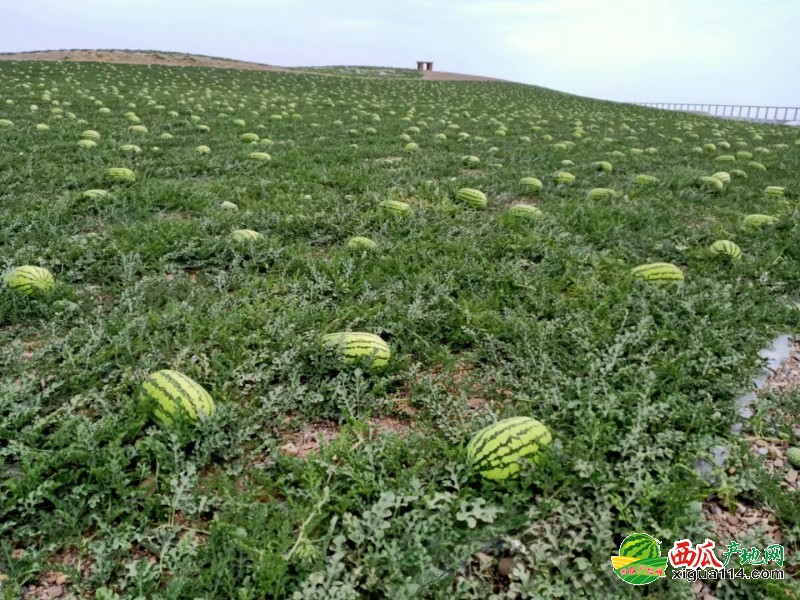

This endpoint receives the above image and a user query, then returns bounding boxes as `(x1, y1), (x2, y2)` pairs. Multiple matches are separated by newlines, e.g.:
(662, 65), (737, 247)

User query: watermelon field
(2, 59), (800, 599)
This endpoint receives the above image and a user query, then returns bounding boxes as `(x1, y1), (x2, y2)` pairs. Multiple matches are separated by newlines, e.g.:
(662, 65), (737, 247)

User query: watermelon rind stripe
(466, 417), (530, 457)
(468, 418), (547, 461)
(158, 371), (203, 419)
(472, 431), (549, 468)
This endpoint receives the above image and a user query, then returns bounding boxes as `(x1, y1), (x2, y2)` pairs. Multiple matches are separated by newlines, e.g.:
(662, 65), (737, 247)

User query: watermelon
(711, 172), (731, 184)
(0, 119), (14, 128)
(508, 204), (542, 219)
(709, 240), (742, 260)
(248, 152), (271, 161)
(77, 139), (97, 148)
(743, 214), (778, 229)
(700, 176), (724, 191)
(347, 236), (377, 250)
(196, 145), (211, 154)
(633, 174), (659, 186)
(139, 369), (216, 426)
(120, 144), (141, 154)
(219, 201), (238, 210)
(553, 171), (575, 184)
(714, 154), (736, 162)
(467, 417), (552, 481)
(787, 447), (800, 468)
(4, 266), (55, 295)
(379, 200), (412, 215)
(592, 161), (613, 172)
(232, 229), (262, 242)
(587, 188), (617, 200)
(519, 177), (543, 192)
(764, 186), (785, 197)
(631, 263), (684, 283)
(619, 534), (660, 559)
(241, 132), (260, 142)
(107, 167), (135, 182)
(81, 129), (101, 140)
(321, 332), (390, 368)
(748, 161), (767, 172)
(129, 125), (148, 134)
(83, 189), (110, 200)
(455, 188), (488, 209)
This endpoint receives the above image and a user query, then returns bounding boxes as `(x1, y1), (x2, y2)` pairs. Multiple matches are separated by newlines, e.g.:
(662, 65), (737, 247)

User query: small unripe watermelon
(787, 447), (800, 468)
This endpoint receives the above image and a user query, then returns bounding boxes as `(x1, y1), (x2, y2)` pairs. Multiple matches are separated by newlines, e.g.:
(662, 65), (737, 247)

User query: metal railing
(635, 103), (800, 124)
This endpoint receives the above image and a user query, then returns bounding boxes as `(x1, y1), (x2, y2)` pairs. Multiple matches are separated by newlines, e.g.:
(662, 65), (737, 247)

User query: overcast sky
(2, 0), (798, 106)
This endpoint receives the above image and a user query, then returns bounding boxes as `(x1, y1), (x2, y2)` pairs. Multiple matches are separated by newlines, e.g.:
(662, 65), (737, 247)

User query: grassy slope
(0, 61), (798, 599)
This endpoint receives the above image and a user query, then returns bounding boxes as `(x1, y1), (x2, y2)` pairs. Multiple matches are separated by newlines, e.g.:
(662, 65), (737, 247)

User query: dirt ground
(0, 49), (503, 81)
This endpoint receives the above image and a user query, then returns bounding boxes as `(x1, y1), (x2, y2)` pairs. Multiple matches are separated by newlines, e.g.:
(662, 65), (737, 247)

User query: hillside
(0, 58), (799, 599)
(0, 49), (503, 81)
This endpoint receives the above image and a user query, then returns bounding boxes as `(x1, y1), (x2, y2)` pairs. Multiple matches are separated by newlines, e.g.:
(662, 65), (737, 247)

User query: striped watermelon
(748, 161), (767, 172)
(120, 144), (141, 154)
(709, 240), (742, 260)
(248, 152), (272, 161)
(787, 447), (800, 468)
(764, 186), (785, 197)
(379, 200), (412, 215)
(139, 369), (216, 426)
(711, 172), (731, 184)
(508, 204), (542, 219)
(321, 332), (390, 368)
(455, 188), (488, 209)
(587, 188), (617, 200)
(77, 139), (97, 148)
(129, 125), (148, 134)
(107, 167), (136, 182)
(592, 161), (613, 172)
(714, 154), (736, 162)
(519, 177), (543, 192)
(619, 534), (660, 559)
(0, 119), (14, 128)
(743, 214), (778, 229)
(553, 171), (575, 184)
(700, 176), (724, 191)
(220, 201), (238, 210)
(4, 266), (55, 295)
(232, 229), (262, 242)
(241, 132), (260, 142)
(347, 236), (377, 250)
(196, 145), (211, 154)
(633, 174), (660, 186)
(467, 417), (552, 481)
(81, 129), (101, 140)
(631, 263), (684, 283)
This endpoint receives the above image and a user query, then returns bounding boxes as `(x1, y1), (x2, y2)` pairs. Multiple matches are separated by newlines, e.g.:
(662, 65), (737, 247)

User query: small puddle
(694, 334), (793, 480)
